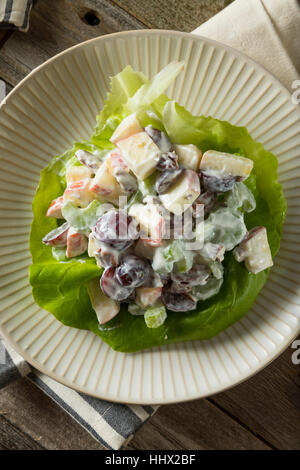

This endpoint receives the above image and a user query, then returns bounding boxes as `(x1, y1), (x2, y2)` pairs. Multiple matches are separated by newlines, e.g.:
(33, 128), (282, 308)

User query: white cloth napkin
(192, 0), (300, 91)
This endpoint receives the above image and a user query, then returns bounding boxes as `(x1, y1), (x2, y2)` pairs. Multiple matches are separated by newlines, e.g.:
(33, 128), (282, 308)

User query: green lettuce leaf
(29, 66), (286, 352)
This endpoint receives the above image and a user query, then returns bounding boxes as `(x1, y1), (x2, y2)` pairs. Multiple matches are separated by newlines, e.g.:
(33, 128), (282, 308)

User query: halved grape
(144, 125), (172, 152)
(201, 172), (236, 193)
(42, 222), (69, 246)
(171, 264), (210, 292)
(194, 191), (217, 216)
(161, 289), (197, 312)
(109, 152), (138, 194)
(93, 210), (139, 250)
(115, 254), (150, 288)
(156, 152), (179, 171)
(155, 169), (182, 194)
(75, 149), (102, 170)
(100, 266), (134, 301)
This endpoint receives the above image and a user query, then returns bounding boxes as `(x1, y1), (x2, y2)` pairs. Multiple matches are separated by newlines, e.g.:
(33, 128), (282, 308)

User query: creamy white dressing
(44, 110), (272, 322)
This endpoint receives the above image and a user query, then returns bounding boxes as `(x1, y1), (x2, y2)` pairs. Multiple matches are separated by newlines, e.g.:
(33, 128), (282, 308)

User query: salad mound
(29, 63), (286, 352)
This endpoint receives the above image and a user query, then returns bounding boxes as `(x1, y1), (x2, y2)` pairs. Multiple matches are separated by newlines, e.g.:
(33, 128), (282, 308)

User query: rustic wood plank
(127, 399), (270, 450)
(210, 336), (300, 450)
(0, 414), (44, 450)
(0, 30), (11, 45)
(0, 378), (104, 450)
(110, 0), (232, 31)
(0, 0), (145, 86)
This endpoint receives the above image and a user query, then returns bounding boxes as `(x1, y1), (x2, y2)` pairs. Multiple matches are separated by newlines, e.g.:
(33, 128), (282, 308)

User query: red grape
(161, 289), (197, 312)
(171, 265), (210, 292)
(156, 152), (179, 171)
(155, 169), (182, 194)
(100, 266), (134, 301)
(201, 172), (236, 193)
(115, 254), (150, 288)
(144, 125), (172, 152)
(193, 191), (217, 216)
(93, 210), (139, 251)
(42, 222), (69, 246)
(75, 149), (102, 170)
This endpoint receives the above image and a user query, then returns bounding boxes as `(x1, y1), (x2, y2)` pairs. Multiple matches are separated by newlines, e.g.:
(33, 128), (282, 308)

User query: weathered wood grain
(0, 0), (145, 86)
(0, 375), (269, 451)
(127, 399), (270, 450)
(210, 336), (300, 450)
(0, 378), (105, 450)
(111, 0), (232, 31)
(0, 414), (44, 450)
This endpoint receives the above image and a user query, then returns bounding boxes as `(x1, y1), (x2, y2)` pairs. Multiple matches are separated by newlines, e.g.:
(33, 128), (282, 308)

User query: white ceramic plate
(0, 30), (299, 404)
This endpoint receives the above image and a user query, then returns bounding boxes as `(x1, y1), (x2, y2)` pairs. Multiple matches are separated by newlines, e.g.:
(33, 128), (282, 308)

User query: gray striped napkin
(0, 338), (158, 449)
(0, 0), (33, 32)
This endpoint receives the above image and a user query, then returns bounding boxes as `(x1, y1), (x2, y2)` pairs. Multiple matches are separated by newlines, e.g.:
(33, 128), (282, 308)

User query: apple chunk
(159, 169), (201, 215)
(46, 196), (64, 218)
(136, 287), (162, 308)
(174, 144), (202, 171)
(233, 226), (273, 274)
(66, 165), (94, 186)
(89, 158), (124, 204)
(117, 131), (161, 180)
(87, 278), (120, 325)
(63, 180), (94, 208)
(129, 202), (166, 244)
(200, 150), (253, 179)
(110, 113), (143, 144)
(66, 227), (88, 258)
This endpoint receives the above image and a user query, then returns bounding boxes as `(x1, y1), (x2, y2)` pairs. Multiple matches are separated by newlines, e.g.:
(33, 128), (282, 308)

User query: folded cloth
(0, 337), (158, 449)
(192, 0), (300, 91)
(0, 0), (34, 32)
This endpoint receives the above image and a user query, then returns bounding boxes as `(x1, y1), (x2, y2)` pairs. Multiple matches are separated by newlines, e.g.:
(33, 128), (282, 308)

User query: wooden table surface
(0, 0), (299, 450)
